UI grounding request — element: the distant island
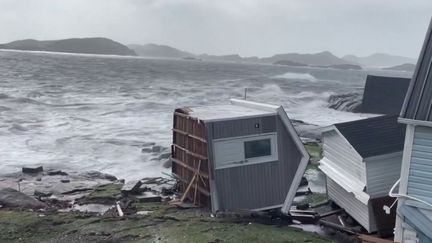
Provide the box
[315,64,363,70]
[0,37,417,68]
[127,44,359,66]
[342,53,416,67]
[128,43,192,58]
[0,38,136,56]
[382,63,416,72]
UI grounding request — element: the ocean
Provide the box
[0,50,411,180]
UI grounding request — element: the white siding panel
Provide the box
[408,126,432,204]
[323,130,366,182]
[366,154,403,198]
[327,178,376,232]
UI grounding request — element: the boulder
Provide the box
[162,159,172,168]
[158,152,171,160]
[46,170,68,176]
[22,166,43,174]
[0,188,46,209]
[151,145,166,153]
[121,180,142,194]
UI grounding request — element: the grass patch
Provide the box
[0,201,332,243]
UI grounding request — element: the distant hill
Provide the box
[273,60,308,67]
[382,63,416,72]
[0,38,136,56]
[129,43,352,66]
[261,51,352,66]
[128,44,193,58]
[342,53,416,67]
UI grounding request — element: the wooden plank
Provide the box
[173,143,208,160]
[358,234,394,243]
[172,128,207,143]
[176,176,210,196]
[171,158,209,179]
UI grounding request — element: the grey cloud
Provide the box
[0,0,431,57]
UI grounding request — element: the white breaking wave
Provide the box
[272,72,317,82]
[0,50,382,180]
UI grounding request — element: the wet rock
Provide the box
[78,184,123,205]
[158,152,171,160]
[47,170,68,176]
[22,166,43,174]
[0,188,46,209]
[151,145,165,153]
[34,190,53,198]
[162,159,172,168]
[141,148,152,153]
[134,192,162,203]
[121,180,142,194]
[79,171,117,181]
[300,177,309,187]
[61,179,70,183]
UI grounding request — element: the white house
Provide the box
[320,115,406,233]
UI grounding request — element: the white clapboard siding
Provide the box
[327,177,376,232]
[365,153,403,198]
[323,130,366,182]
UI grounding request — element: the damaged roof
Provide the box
[184,103,276,122]
[334,115,406,158]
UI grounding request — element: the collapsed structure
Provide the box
[171,99,309,213]
[320,115,406,233]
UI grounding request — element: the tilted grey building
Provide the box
[171,99,309,213]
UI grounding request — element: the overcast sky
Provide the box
[1,0,431,58]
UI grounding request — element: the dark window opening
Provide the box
[244,139,271,159]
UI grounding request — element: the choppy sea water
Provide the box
[0,50,411,180]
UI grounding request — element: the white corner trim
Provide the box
[398,124,415,196]
[277,106,311,214]
[319,159,370,205]
[398,117,432,127]
[394,124,415,242]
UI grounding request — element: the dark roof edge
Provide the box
[400,18,432,118]
[334,114,398,127]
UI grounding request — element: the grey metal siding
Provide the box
[211,116,301,210]
[327,177,376,232]
[407,126,432,204]
[214,161,284,210]
[211,115,276,139]
[401,19,432,121]
[366,154,403,198]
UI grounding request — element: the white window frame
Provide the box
[213,133,278,170]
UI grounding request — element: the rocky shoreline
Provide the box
[0,160,333,243]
